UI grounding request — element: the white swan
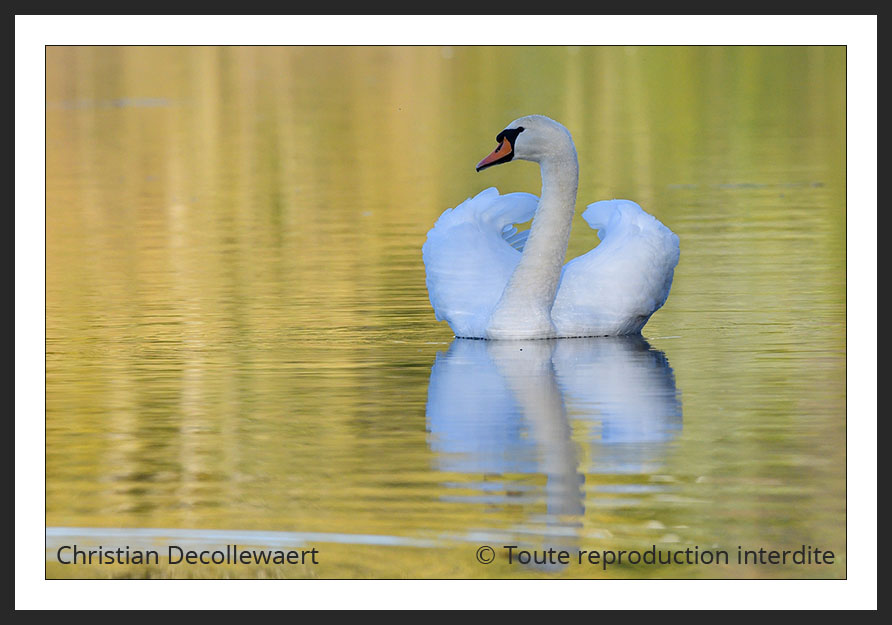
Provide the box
[423,114,680,339]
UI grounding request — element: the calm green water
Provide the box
[45,46,846,578]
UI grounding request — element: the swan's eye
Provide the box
[495,127,523,146]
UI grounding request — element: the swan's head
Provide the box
[476,114,574,171]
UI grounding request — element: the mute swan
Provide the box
[423,115,680,339]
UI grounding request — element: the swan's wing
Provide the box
[552,199,680,336]
[501,224,531,252]
[422,188,539,338]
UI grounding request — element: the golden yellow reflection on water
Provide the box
[46,46,845,579]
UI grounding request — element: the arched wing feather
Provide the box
[422,188,539,338]
[552,200,680,336]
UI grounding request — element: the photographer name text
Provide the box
[55,544,320,566]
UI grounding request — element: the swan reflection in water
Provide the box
[425,336,682,570]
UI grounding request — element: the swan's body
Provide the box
[423,115,680,339]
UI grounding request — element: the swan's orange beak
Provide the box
[476,138,514,172]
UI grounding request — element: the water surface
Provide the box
[45,46,846,578]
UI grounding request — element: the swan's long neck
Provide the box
[487,149,579,339]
